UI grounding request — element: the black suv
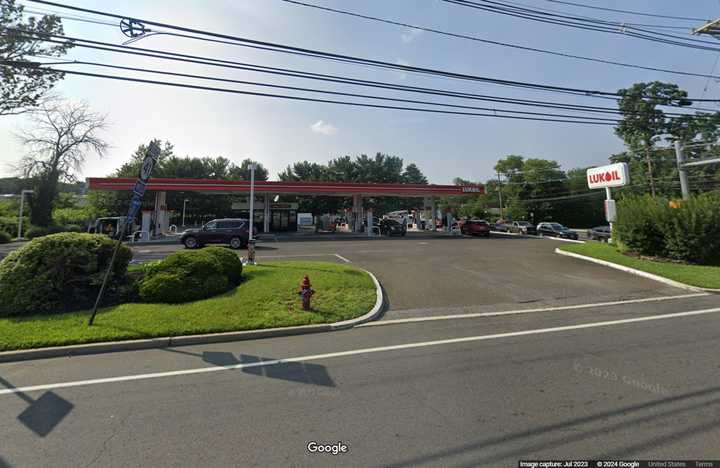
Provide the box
[180,218,256,249]
[379,218,407,236]
[537,222,579,240]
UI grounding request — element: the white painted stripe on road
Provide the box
[334,253,351,263]
[258,254,335,259]
[358,293,709,327]
[2,305,720,396]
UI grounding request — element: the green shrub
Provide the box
[63,224,83,233]
[138,249,231,303]
[203,246,243,286]
[0,231,11,244]
[0,233,133,316]
[25,226,49,239]
[0,216,29,238]
[663,193,720,265]
[615,194,669,257]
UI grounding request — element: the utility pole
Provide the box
[674,140,690,200]
[497,171,504,219]
[645,147,657,198]
[17,189,34,240]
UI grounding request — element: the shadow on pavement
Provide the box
[162,349,335,387]
[0,376,74,438]
[385,385,720,467]
[0,455,12,468]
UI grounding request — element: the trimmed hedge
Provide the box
[138,248,243,303]
[25,226,49,239]
[616,193,720,265]
[203,246,244,286]
[663,193,720,265]
[0,231,10,244]
[0,233,133,316]
[615,194,669,257]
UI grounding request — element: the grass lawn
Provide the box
[559,242,720,289]
[0,261,376,351]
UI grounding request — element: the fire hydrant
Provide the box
[298,275,315,311]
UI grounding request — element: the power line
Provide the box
[540,0,709,22]
[23,58,620,122]
[278,0,720,82]
[1,60,620,125]
[444,0,720,52]
[6,28,685,118]
[17,1,637,97]
[12,29,715,119]
[18,2,720,105]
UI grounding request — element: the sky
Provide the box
[1,0,719,185]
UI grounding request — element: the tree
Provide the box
[615,82,691,197]
[1,1,73,116]
[114,140,174,177]
[228,158,269,181]
[402,163,428,184]
[16,101,108,226]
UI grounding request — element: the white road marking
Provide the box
[334,253,351,263]
[358,293,709,327]
[138,250,152,253]
[258,254,335,259]
[2,305,720,396]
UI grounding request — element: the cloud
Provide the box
[309,120,338,136]
[401,27,423,44]
[396,59,411,80]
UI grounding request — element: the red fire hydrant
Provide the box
[298,275,315,311]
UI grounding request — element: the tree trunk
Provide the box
[30,172,59,227]
[645,146,657,197]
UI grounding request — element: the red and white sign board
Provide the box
[586,163,630,189]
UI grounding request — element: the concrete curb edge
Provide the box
[555,247,720,293]
[0,269,385,363]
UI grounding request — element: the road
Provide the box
[1,234,718,466]
[1,291,719,467]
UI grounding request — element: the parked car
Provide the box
[379,218,407,237]
[180,218,256,249]
[510,221,537,235]
[588,225,611,242]
[461,219,491,237]
[537,222,579,240]
[494,220,511,232]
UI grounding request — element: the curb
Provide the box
[554,248,720,293]
[0,269,385,364]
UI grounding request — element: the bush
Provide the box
[0,216,29,238]
[0,231,11,244]
[204,246,243,286]
[64,224,84,233]
[615,194,669,257]
[138,249,235,303]
[0,233,133,316]
[25,226,49,239]
[663,193,720,265]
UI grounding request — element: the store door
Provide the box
[270,210,298,231]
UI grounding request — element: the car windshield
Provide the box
[550,223,565,230]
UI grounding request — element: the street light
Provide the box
[182,198,189,227]
[247,163,257,265]
[17,189,34,240]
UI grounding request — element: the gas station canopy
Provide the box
[87,178,485,197]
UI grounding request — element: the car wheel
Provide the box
[229,236,243,249]
[184,236,199,249]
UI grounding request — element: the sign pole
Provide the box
[88,141,160,326]
[605,187,613,243]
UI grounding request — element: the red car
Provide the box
[460,219,491,237]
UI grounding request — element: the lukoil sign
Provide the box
[586,163,629,189]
